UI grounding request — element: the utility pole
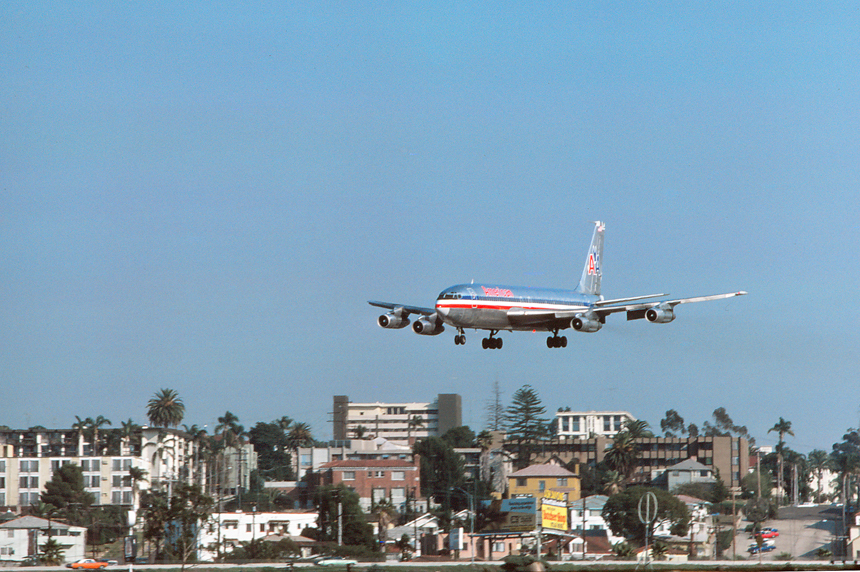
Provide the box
[581,497,587,560]
[337,495,343,546]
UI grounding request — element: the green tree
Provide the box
[601,487,690,544]
[147,388,185,427]
[504,385,548,470]
[41,464,94,523]
[441,426,476,448]
[476,430,494,451]
[248,420,294,481]
[39,537,67,565]
[164,483,214,571]
[604,431,638,485]
[660,409,686,438]
[413,436,465,511]
[702,407,754,446]
[313,485,374,548]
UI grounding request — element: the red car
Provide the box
[761,528,779,539]
[67,559,109,569]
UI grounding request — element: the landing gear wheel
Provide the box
[561,336,567,348]
[482,338,489,349]
[547,337,554,348]
[496,338,503,349]
[454,334,466,345]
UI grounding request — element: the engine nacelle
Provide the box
[571,313,602,333]
[378,313,410,329]
[412,317,445,336]
[645,304,675,323]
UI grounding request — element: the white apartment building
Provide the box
[0,427,217,512]
[554,411,636,439]
[332,394,461,444]
[197,511,318,561]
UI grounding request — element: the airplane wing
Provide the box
[509,291,747,327]
[368,301,437,316]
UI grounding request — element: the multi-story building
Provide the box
[316,459,422,512]
[554,411,636,439]
[295,437,413,480]
[0,426,215,512]
[332,394,461,443]
[525,435,749,490]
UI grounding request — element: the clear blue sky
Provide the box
[3,2,858,454]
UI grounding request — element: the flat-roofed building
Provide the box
[332,394,461,444]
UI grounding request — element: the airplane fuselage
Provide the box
[435,283,599,331]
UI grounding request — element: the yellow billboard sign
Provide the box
[541,490,568,532]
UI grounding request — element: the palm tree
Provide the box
[183,424,208,486]
[352,425,367,439]
[604,431,638,485]
[407,415,425,443]
[603,470,624,496]
[120,419,141,455]
[287,422,314,449]
[126,466,148,510]
[807,449,833,503]
[72,416,93,455]
[147,388,185,427]
[768,417,794,504]
[91,415,112,454]
[39,538,66,565]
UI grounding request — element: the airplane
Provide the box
[368,221,746,349]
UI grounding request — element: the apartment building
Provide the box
[295,437,412,480]
[0,427,211,512]
[526,435,749,489]
[332,394,461,443]
[554,410,636,439]
[317,459,421,512]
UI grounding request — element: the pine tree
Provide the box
[504,385,548,470]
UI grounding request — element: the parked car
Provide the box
[748,544,776,554]
[67,559,109,569]
[761,528,779,538]
[97,559,119,566]
[314,556,358,567]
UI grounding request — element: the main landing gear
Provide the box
[482,331,503,350]
[454,328,467,345]
[547,330,567,349]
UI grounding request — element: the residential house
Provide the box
[316,459,422,512]
[0,516,86,564]
[197,511,317,561]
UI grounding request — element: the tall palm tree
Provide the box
[72,416,91,455]
[216,411,245,495]
[147,388,185,427]
[91,415,112,455]
[352,425,367,439]
[120,419,141,454]
[768,417,794,504]
[126,466,148,510]
[183,424,209,486]
[407,415,425,443]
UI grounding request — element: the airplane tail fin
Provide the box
[575,221,604,296]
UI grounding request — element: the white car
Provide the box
[314,557,358,567]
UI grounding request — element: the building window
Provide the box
[112,491,123,504]
[123,491,132,504]
[112,459,122,471]
[0,461,5,472]
[603,417,611,432]
[392,471,405,481]
[572,417,580,432]
[20,460,38,473]
[0,477,4,489]
[516,478,526,487]
[557,478,568,487]
[112,475,123,488]
[538,480,545,492]
[246,524,252,532]
[700,470,709,477]
[343,471,355,481]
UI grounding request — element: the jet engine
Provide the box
[645,303,675,323]
[571,313,602,333]
[378,313,410,329]
[412,315,445,336]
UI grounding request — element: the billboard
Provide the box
[500,497,537,532]
[540,490,568,532]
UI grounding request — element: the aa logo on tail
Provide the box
[587,247,601,276]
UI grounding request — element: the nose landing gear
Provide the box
[454,328,466,345]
